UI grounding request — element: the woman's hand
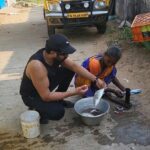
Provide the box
[114,90,124,98]
[96,78,106,89]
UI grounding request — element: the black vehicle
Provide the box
[44,0,110,36]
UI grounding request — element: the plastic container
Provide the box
[0,0,6,9]
[131,12,150,42]
[20,110,40,138]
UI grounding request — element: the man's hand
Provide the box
[96,78,106,89]
[75,85,88,95]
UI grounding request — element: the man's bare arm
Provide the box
[62,58,106,88]
[27,60,88,102]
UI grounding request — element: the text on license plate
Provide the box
[67,12,89,18]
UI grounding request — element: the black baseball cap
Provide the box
[45,34,76,54]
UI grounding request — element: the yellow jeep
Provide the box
[44,0,110,36]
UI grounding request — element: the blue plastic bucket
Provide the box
[0,0,6,9]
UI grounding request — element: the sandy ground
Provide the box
[0,6,150,150]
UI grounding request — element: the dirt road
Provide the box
[0,6,150,150]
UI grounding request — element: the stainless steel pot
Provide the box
[74,97,110,126]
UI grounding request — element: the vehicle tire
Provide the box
[96,23,107,34]
[47,25,55,36]
[43,9,46,20]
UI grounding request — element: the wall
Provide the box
[7,0,16,7]
[115,0,150,21]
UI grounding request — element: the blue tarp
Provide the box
[0,0,6,9]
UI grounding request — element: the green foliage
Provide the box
[118,27,133,41]
[16,0,42,4]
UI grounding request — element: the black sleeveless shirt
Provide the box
[20,48,61,97]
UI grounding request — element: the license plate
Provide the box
[67,12,89,18]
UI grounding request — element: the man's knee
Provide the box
[47,106,65,120]
[55,108,65,120]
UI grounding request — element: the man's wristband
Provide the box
[92,77,99,84]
